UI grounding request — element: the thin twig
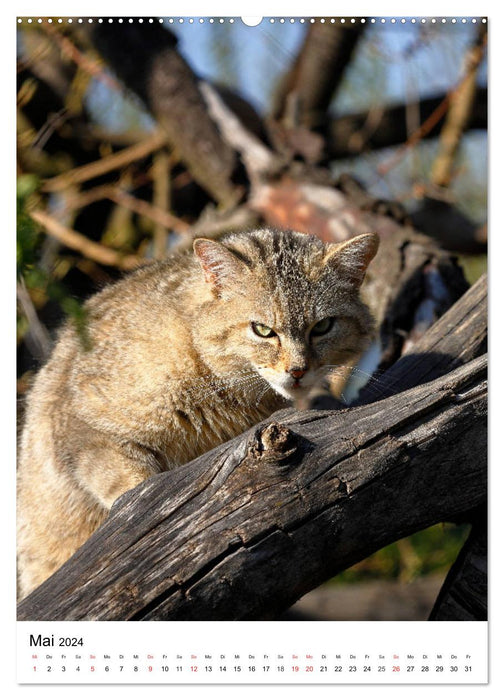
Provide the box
[42,130,168,192]
[107,188,190,235]
[376,98,450,177]
[40,23,120,91]
[152,150,172,258]
[430,28,487,187]
[16,278,53,362]
[30,209,142,271]
[32,108,70,150]
[376,29,487,181]
[53,181,190,236]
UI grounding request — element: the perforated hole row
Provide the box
[16,17,488,25]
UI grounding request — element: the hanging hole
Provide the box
[241,16,263,26]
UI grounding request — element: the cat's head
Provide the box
[193,228,378,401]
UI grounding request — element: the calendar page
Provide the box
[14,3,489,691]
[17,621,487,683]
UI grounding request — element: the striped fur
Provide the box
[17,228,378,597]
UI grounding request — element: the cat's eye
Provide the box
[311,317,334,336]
[251,322,276,338]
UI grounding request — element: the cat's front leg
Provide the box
[73,438,163,510]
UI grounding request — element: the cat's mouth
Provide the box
[270,375,314,401]
[255,366,317,401]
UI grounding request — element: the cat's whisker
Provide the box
[154,370,270,425]
[167,369,254,393]
[320,363,400,400]
[335,386,348,404]
[349,368,403,395]
[253,381,274,407]
[180,370,267,403]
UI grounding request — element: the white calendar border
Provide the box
[5,0,501,697]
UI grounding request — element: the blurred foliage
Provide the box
[457,253,487,286]
[17,174,89,348]
[330,522,471,586]
[17,174,41,275]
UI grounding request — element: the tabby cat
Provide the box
[17,228,378,597]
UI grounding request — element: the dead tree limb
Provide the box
[90,22,240,207]
[312,271,486,410]
[429,518,487,621]
[326,87,487,160]
[271,23,365,131]
[430,25,487,188]
[17,343,486,621]
[361,272,487,402]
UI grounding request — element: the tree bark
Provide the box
[91,22,240,207]
[16,22,487,624]
[312,271,486,410]
[429,518,487,621]
[17,349,486,622]
[360,272,487,402]
[271,23,365,131]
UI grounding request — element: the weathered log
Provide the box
[359,272,487,402]
[17,351,486,622]
[312,272,486,410]
[429,518,487,621]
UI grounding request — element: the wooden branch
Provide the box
[379,30,487,181]
[52,175,191,237]
[17,30,105,174]
[360,273,487,402]
[429,519,487,621]
[325,87,487,160]
[376,98,452,178]
[271,23,365,130]
[91,24,240,208]
[29,209,142,271]
[106,188,190,235]
[42,130,168,192]
[430,26,487,188]
[199,82,279,180]
[152,149,171,258]
[17,350,486,621]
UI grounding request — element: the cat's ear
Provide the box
[193,238,249,296]
[323,232,379,286]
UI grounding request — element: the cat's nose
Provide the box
[289,367,308,379]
